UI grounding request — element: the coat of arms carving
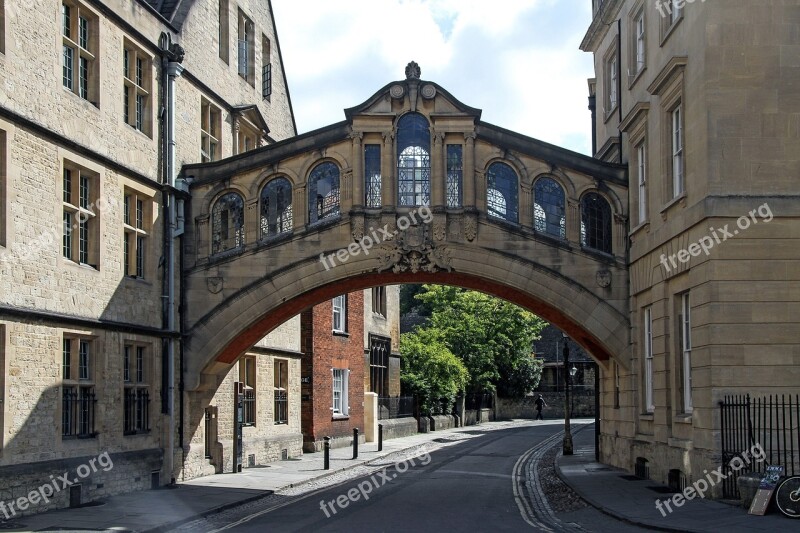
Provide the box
[377,222,452,274]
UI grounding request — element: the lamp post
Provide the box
[563,332,573,455]
[570,364,578,417]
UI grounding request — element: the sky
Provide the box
[271,0,596,155]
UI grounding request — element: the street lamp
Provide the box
[563,332,573,455]
[570,365,578,418]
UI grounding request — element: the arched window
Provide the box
[308,162,340,224]
[396,113,430,206]
[212,192,245,255]
[580,192,612,254]
[486,162,518,222]
[534,177,566,238]
[260,177,293,238]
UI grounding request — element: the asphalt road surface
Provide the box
[192,423,648,533]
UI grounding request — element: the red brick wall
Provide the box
[300,291,365,448]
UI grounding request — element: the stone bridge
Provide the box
[180,65,630,390]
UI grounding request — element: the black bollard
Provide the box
[324,436,331,470]
[378,423,383,452]
[353,428,359,459]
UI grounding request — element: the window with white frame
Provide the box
[123,189,151,279]
[61,1,97,105]
[237,9,254,85]
[62,162,99,268]
[604,48,618,115]
[633,8,645,75]
[332,295,347,333]
[332,368,349,416]
[644,307,654,413]
[239,356,256,426]
[637,142,647,224]
[123,344,150,434]
[62,336,97,438]
[671,104,684,197]
[123,40,152,136]
[274,359,288,424]
[680,292,692,413]
[201,98,222,162]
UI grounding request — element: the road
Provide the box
[187,423,647,532]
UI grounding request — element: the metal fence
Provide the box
[719,394,800,498]
[378,396,415,420]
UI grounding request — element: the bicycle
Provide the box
[775,475,800,518]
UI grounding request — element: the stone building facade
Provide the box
[582,0,800,493]
[0,0,296,515]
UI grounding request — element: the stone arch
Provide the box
[199,182,250,218]
[483,159,522,223]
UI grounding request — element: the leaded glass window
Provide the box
[486,162,518,222]
[446,145,462,208]
[580,192,612,254]
[308,162,340,223]
[212,192,245,255]
[364,144,381,208]
[260,177,293,238]
[397,113,430,206]
[534,177,565,238]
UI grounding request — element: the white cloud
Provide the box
[272,0,595,154]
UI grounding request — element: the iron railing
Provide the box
[719,394,800,498]
[62,386,96,438]
[242,389,256,426]
[123,388,150,434]
[378,396,415,419]
[274,390,288,424]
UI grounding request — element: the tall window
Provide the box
[123,344,150,434]
[62,163,98,267]
[332,368,349,416]
[63,336,97,438]
[123,41,152,135]
[218,0,229,62]
[332,295,347,333]
[396,113,430,206]
[533,177,565,238]
[62,1,97,104]
[240,356,256,426]
[680,292,692,413]
[605,49,618,113]
[274,360,288,424]
[237,9,254,84]
[369,336,390,398]
[262,35,272,100]
[123,190,150,278]
[671,104,684,197]
[201,98,222,162]
[644,308,654,413]
[446,145,463,208]
[486,162,518,223]
[634,10,645,75]
[364,144,382,208]
[260,177,293,238]
[613,361,621,409]
[580,193,612,254]
[670,0,681,26]
[637,143,647,223]
[371,286,387,318]
[308,162,340,224]
[211,192,245,255]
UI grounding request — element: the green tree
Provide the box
[400,328,469,415]
[413,285,546,398]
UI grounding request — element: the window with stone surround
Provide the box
[274,359,288,424]
[659,0,683,42]
[0,129,5,248]
[629,3,646,82]
[679,292,692,413]
[123,188,152,279]
[262,34,271,101]
[603,43,618,118]
[332,368,349,417]
[446,144,463,208]
[580,192,612,254]
[364,144,382,208]
[487,162,519,223]
[62,335,97,438]
[260,177,292,239]
[371,286,387,318]
[211,192,245,255]
[123,343,150,434]
[643,307,654,413]
[332,294,347,333]
[237,9,254,85]
[240,356,256,426]
[123,39,152,136]
[62,161,99,268]
[61,0,98,105]
[533,177,566,239]
[396,113,430,207]
[201,98,222,162]
[308,162,340,224]
[636,142,648,224]
[236,119,259,154]
[218,0,229,64]
[671,103,684,198]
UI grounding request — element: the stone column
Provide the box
[614,213,628,257]
[351,131,363,208]
[567,198,580,244]
[232,117,240,155]
[382,132,395,207]
[245,198,259,243]
[463,132,476,208]
[294,184,306,228]
[520,185,532,228]
[431,131,445,207]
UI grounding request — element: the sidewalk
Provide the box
[2,419,533,533]
[556,425,791,532]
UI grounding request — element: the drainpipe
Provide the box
[588,92,597,157]
[160,33,185,486]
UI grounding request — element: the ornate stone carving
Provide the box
[433,217,446,242]
[421,84,437,99]
[596,269,612,288]
[389,84,405,99]
[207,277,223,294]
[405,61,421,80]
[377,222,452,273]
[351,216,365,242]
[464,214,478,242]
